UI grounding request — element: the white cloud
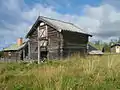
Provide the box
[2,0,21,11]
[78,4,120,41]
[23,3,120,42]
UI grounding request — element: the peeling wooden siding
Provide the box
[29,29,38,60]
[62,31,88,57]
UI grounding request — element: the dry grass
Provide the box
[0,54,120,90]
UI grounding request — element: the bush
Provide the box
[0,51,3,58]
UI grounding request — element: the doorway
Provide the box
[40,51,48,60]
[20,51,23,60]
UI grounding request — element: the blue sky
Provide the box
[24,0,102,14]
[0,0,120,50]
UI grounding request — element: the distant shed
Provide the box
[3,38,28,60]
[111,43,120,53]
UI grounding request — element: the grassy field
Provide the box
[0,55,120,90]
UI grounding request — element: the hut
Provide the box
[110,43,120,53]
[26,16,92,61]
[3,38,28,61]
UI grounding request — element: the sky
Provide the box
[0,0,120,50]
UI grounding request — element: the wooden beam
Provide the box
[28,41,31,60]
[38,26,40,64]
[16,52,17,62]
[45,25,49,60]
[60,33,64,59]
[46,25,48,38]
[23,49,25,60]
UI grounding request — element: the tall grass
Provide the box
[0,55,120,90]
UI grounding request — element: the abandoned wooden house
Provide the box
[111,43,120,53]
[26,16,92,60]
[3,38,28,60]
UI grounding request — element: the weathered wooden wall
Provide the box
[28,21,63,60]
[28,21,89,60]
[3,51,21,61]
[29,28,38,60]
[62,31,88,57]
[47,25,62,59]
[111,46,120,53]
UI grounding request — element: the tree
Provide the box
[103,43,110,52]
[118,37,120,43]
[0,51,3,58]
[95,40,101,46]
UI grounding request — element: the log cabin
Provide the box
[26,16,92,61]
[3,38,28,61]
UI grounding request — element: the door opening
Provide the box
[40,51,48,61]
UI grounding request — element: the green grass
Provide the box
[1,55,120,90]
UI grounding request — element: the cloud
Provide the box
[83,4,120,40]
[1,0,120,50]
[0,0,30,50]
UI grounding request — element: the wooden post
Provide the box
[38,26,40,64]
[60,32,63,59]
[45,25,48,60]
[28,41,31,60]
[46,25,48,38]
[15,52,17,62]
[58,32,61,59]
[47,38,50,60]
[23,49,25,61]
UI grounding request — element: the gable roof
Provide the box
[111,43,120,48]
[3,42,27,51]
[26,16,92,38]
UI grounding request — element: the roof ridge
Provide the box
[36,16,92,36]
[70,23,84,31]
[40,16,87,32]
[40,16,73,25]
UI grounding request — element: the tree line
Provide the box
[94,37,120,52]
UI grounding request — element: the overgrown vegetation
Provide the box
[0,51,3,58]
[0,55,120,90]
[91,38,120,52]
